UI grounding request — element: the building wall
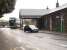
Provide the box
[42,11,64,32]
[52,15,56,31]
[52,15,62,32]
[31,19,37,26]
[23,19,32,25]
[37,16,50,30]
[36,9,67,33]
[64,8,67,32]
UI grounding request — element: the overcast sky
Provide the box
[2,0,67,20]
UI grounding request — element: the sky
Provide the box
[1,0,67,20]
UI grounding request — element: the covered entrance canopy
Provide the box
[19,9,49,29]
[19,9,49,19]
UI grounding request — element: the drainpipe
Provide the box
[61,15,64,32]
[50,16,52,31]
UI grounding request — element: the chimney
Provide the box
[56,0,59,7]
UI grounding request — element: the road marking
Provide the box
[19,47,26,50]
[30,48,40,50]
[28,48,40,50]
[59,44,67,47]
[10,47,26,50]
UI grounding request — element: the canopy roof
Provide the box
[47,3,67,14]
[19,9,50,16]
[19,3,67,18]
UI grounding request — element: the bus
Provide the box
[9,17,17,29]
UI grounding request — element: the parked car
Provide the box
[24,25,39,32]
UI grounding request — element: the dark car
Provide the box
[24,25,39,32]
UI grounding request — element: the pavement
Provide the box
[0,28,67,50]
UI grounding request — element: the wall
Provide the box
[64,8,67,32]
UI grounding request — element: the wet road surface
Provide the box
[0,28,67,50]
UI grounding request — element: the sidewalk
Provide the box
[39,30,67,36]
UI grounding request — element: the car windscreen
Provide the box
[29,25,38,30]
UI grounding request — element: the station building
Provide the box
[19,1,67,33]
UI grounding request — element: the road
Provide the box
[0,28,67,50]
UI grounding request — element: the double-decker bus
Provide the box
[9,17,17,29]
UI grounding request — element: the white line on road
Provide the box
[59,44,67,48]
[10,47,26,50]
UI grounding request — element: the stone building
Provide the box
[39,3,67,32]
[19,1,67,33]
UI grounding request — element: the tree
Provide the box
[0,0,16,18]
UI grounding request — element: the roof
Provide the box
[19,9,50,16]
[47,3,67,15]
[19,3,67,17]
